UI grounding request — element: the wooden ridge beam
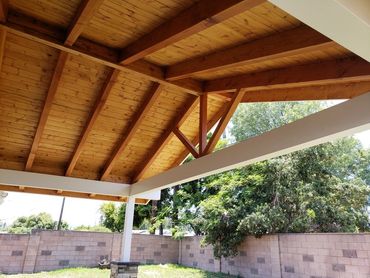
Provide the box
[25,52,69,170]
[204,89,244,154]
[101,83,164,180]
[2,11,202,95]
[65,69,120,176]
[166,25,335,80]
[65,0,105,46]
[204,57,370,93]
[119,0,265,64]
[0,0,7,23]
[132,96,199,182]
[173,127,199,158]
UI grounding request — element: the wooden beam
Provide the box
[204,57,370,93]
[173,127,199,158]
[0,184,151,203]
[166,25,335,80]
[0,28,5,72]
[119,0,265,64]
[25,52,69,170]
[132,96,199,182]
[239,82,370,102]
[1,11,202,95]
[171,104,227,168]
[0,0,7,23]
[204,89,244,154]
[101,83,163,180]
[65,69,120,176]
[199,93,208,155]
[130,92,370,196]
[65,0,105,46]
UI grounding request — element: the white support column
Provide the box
[120,196,135,262]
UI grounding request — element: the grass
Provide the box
[0,264,236,278]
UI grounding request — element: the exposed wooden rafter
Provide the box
[130,92,370,196]
[204,89,244,155]
[173,127,199,158]
[119,0,266,64]
[0,28,5,72]
[204,57,370,93]
[25,52,69,170]
[199,93,208,155]
[65,0,105,46]
[132,97,199,182]
[166,25,335,80]
[66,69,120,176]
[1,11,202,95]
[216,81,370,103]
[171,104,227,168]
[101,83,163,180]
[0,0,7,23]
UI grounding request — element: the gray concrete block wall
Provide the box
[0,231,370,277]
[279,233,370,278]
[179,235,281,278]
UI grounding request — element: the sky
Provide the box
[0,106,369,228]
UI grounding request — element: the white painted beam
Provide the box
[0,169,130,196]
[120,196,135,262]
[130,91,370,196]
[0,169,160,200]
[268,0,370,62]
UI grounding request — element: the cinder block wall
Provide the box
[179,234,370,278]
[180,235,281,277]
[0,230,179,274]
[1,231,369,277]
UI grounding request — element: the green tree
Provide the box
[8,212,68,234]
[192,101,370,261]
[99,202,152,232]
[73,225,111,232]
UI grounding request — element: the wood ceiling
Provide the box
[0,0,370,201]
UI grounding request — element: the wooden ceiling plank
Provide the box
[65,0,105,46]
[65,69,120,176]
[199,93,208,155]
[204,89,244,155]
[0,0,7,23]
[204,57,370,93]
[2,11,202,95]
[119,0,266,64]
[100,83,164,180]
[166,25,335,80]
[25,52,69,171]
[173,127,199,158]
[132,96,199,182]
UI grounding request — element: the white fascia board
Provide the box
[130,91,370,196]
[269,0,370,62]
[0,169,130,196]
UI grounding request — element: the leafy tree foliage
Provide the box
[99,202,152,232]
[73,225,111,232]
[185,102,369,259]
[8,212,69,234]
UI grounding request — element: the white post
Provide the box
[120,196,135,262]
